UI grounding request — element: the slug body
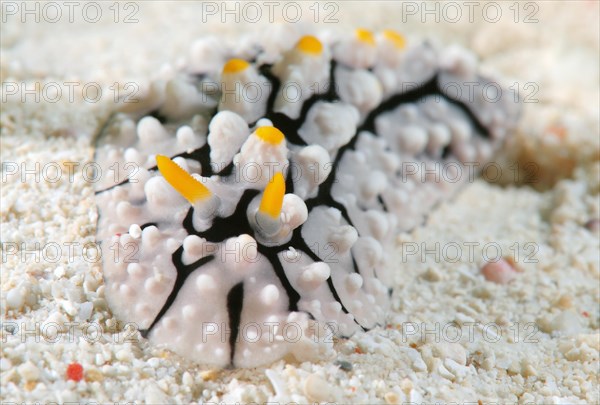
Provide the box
[95,29,520,368]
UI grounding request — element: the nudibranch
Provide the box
[94,28,520,368]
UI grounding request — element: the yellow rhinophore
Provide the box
[156,155,211,204]
[259,172,285,219]
[222,58,250,74]
[256,126,285,145]
[296,35,323,55]
[383,29,406,49]
[355,28,375,46]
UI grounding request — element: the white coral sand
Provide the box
[1,1,598,403]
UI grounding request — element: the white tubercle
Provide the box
[364,210,391,241]
[449,119,473,143]
[230,234,259,272]
[195,273,217,293]
[281,194,308,231]
[327,224,358,254]
[360,170,387,201]
[144,176,187,210]
[208,111,251,167]
[234,126,289,188]
[255,118,274,127]
[260,284,280,307]
[345,273,364,293]
[427,123,452,156]
[218,59,269,123]
[398,125,429,156]
[175,126,197,150]
[292,145,332,199]
[129,224,142,239]
[124,166,150,202]
[333,28,378,69]
[124,147,144,166]
[376,29,407,67]
[336,67,383,117]
[298,101,359,153]
[137,116,170,143]
[272,35,331,119]
[141,225,161,249]
[182,234,208,265]
[299,262,331,290]
[394,43,439,90]
[353,236,383,272]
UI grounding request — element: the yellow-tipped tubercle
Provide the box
[296,35,323,55]
[259,172,285,219]
[383,29,406,49]
[356,28,375,46]
[222,58,250,74]
[256,126,285,145]
[156,155,211,204]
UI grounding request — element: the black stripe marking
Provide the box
[141,250,214,338]
[227,282,245,365]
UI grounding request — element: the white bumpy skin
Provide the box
[95,28,520,368]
